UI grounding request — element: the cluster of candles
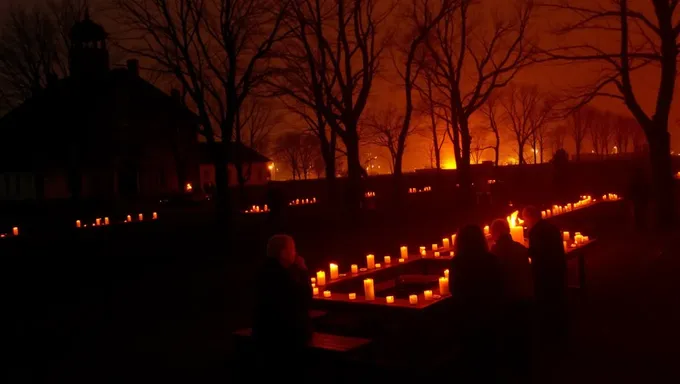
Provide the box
[487,179,497,184]
[601,193,619,201]
[408,186,432,194]
[314,267,450,305]
[244,205,269,214]
[0,226,20,238]
[75,212,157,228]
[563,231,590,250]
[289,197,317,206]
[364,191,376,198]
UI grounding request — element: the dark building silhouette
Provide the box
[0,13,199,201]
[197,142,273,189]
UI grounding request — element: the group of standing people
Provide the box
[450,206,568,382]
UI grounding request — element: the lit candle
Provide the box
[351,264,358,274]
[419,246,426,256]
[349,293,356,300]
[424,290,433,300]
[311,277,316,284]
[313,287,319,295]
[76,220,81,228]
[449,251,454,257]
[152,212,158,219]
[510,226,524,244]
[451,234,457,246]
[311,283,315,288]
[95,218,101,226]
[126,215,132,222]
[398,258,404,263]
[541,210,546,218]
[316,271,326,286]
[375,263,381,268]
[329,263,338,279]
[409,295,418,305]
[384,256,391,265]
[563,241,567,251]
[400,246,408,259]
[562,231,570,241]
[12,227,19,236]
[434,251,440,258]
[386,296,394,304]
[439,277,450,295]
[583,236,589,243]
[323,290,331,298]
[363,278,375,301]
[442,238,450,249]
[138,213,143,221]
[483,225,490,235]
[444,269,449,279]
[104,217,109,225]
[432,243,438,251]
[366,254,375,269]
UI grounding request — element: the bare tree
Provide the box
[392,0,458,175]
[417,73,448,169]
[280,0,390,207]
[529,96,555,163]
[501,84,547,164]
[233,98,278,185]
[470,124,493,164]
[588,110,613,156]
[480,93,503,166]
[0,0,88,110]
[421,0,535,187]
[115,0,288,215]
[274,131,320,180]
[550,123,568,155]
[613,115,637,154]
[365,104,412,173]
[567,107,589,160]
[541,0,679,225]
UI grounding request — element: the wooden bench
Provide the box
[233,328,371,353]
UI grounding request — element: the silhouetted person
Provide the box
[522,206,568,359]
[253,235,312,377]
[450,225,503,383]
[490,219,533,382]
[627,167,649,230]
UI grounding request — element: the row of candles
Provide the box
[289,197,317,206]
[245,205,269,214]
[365,191,376,198]
[0,226,20,238]
[541,193,620,219]
[408,186,432,194]
[314,269,450,305]
[75,212,157,228]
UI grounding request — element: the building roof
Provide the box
[198,142,271,165]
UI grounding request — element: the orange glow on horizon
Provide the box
[442,159,457,170]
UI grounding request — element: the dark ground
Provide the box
[4,193,680,383]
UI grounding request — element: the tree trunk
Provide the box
[647,129,675,227]
[517,140,526,165]
[344,129,363,211]
[213,140,230,220]
[494,131,500,166]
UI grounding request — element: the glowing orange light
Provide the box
[268,163,274,171]
[185,182,193,192]
[442,159,457,169]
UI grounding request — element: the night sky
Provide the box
[1,0,678,173]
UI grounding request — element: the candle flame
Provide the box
[507,210,524,228]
